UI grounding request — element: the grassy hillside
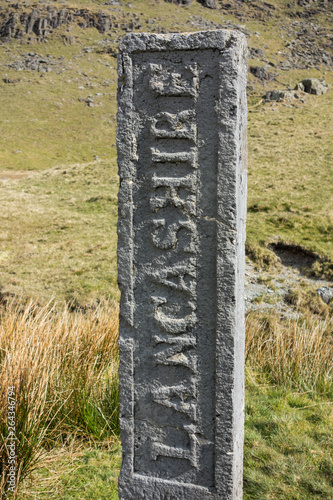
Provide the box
[247,90,333,275]
[0,0,332,304]
[0,161,119,305]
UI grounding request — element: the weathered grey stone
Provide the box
[295,78,328,95]
[316,287,333,304]
[249,65,276,81]
[117,30,247,500]
[164,0,193,5]
[264,89,302,102]
[198,0,218,8]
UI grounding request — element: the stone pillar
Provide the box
[117,30,247,500]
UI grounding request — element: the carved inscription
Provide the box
[151,111,196,140]
[118,32,248,499]
[151,425,198,467]
[147,62,199,469]
[149,63,198,97]
[151,219,196,252]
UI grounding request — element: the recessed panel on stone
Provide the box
[117,30,247,500]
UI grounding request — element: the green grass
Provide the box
[247,86,333,273]
[244,381,333,500]
[17,377,333,500]
[54,446,121,500]
[20,444,121,499]
[0,30,118,172]
[0,160,119,305]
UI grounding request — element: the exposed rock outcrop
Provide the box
[164,0,193,4]
[198,0,217,8]
[7,52,64,72]
[295,78,328,95]
[0,4,139,40]
[250,65,276,81]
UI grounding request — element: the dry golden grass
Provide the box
[246,312,333,394]
[0,299,119,498]
[1,298,332,497]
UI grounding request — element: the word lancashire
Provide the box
[117,31,247,500]
[148,76,199,467]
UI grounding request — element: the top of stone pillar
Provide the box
[118,29,247,54]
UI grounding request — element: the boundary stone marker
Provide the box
[117,30,247,500]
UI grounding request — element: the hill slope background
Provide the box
[0,0,332,305]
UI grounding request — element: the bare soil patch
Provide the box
[0,170,34,180]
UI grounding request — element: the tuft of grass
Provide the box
[284,286,333,318]
[246,312,333,395]
[310,258,333,281]
[19,443,122,500]
[244,380,333,500]
[246,242,280,270]
[0,299,119,497]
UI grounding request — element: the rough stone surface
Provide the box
[117,30,247,500]
[249,65,276,81]
[264,89,304,102]
[295,78,328,95]
[0,6,141,40]
[316,287,333,304]
[164,0,193,5]
[198,0,218,8]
